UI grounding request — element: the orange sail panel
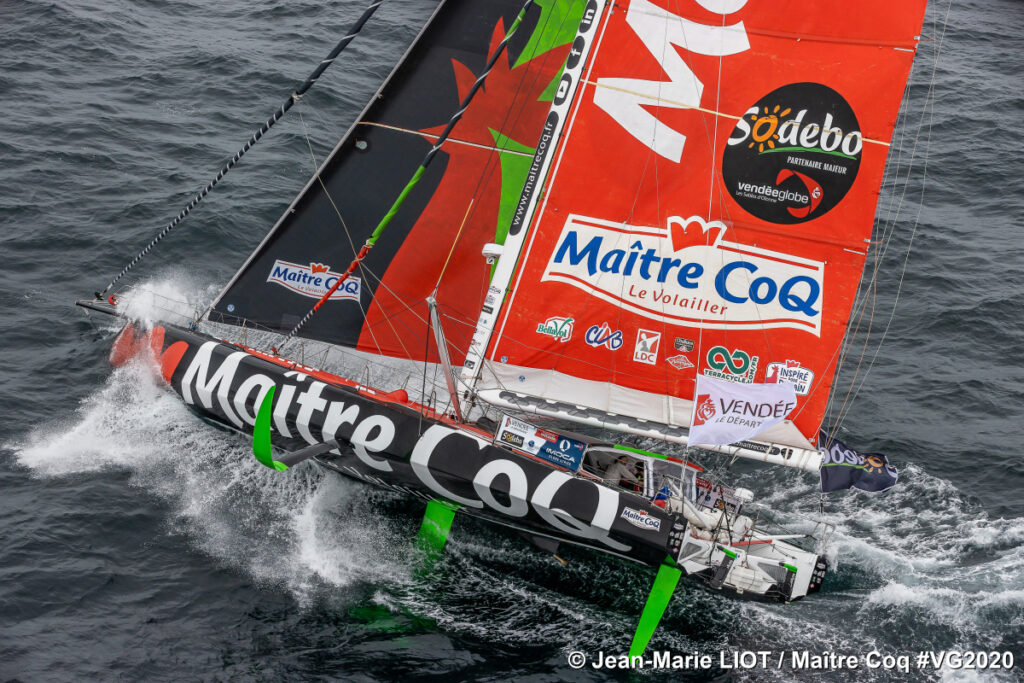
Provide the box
[481,0,927,446]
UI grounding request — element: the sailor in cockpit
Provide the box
[603,454,640,488]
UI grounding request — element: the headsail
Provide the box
[208,0,594,364]
[464,0,928,456]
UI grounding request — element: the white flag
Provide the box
[689,375,798,447]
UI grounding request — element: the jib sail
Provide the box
[465,0,927,452]
[208,0,594,364]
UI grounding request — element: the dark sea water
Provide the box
[2,1,1022,681]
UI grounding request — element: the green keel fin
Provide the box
[629,560,682,658]
[252,386,288,471]
[417,499,459,554]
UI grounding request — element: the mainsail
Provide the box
[208,0,594,365]
[463,0,927,461]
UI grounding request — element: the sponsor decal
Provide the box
[674,337,695,352]
[267,260,361,301]
[175,338,653,553]
[704,346,759,383]
[695,477,742,513]
[692,393,715,426]
[500,429,525,448]
[665,354,694,370]
[542,214,824,335]
[688,375,798,447]
[497,415,585,471]
[818,431,898,493]
[585,322,624,350]
[594,0,750,162]
[766,359,815,396]
[510,112,560,236]
[536,316,574,342]
[633,329,661,364]
[482,305,494,315]
[620,506,662,532]
[535,428,559,442]
[723,82,862,224]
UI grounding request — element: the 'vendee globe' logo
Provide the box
[541,214,825,336]
[267,260,361,301]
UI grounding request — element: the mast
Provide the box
[460,0,610,401]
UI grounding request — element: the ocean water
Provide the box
[1,0,1022,681]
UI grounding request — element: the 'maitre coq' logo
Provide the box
[267,260,361,301]
[541,214,825,336]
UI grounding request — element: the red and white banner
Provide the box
[689,376,797,447]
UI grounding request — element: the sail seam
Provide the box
[583,80,894,148]
[356,121,534,156]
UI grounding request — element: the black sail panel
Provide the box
[210,0,590,362]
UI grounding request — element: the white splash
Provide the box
[10,334,411,604]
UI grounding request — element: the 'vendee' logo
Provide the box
[267,260,361,301]
[541,214,825,336]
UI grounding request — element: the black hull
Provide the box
[118,323,684,569]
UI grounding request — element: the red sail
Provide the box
[481,0,927,447]
[209,0,590,365]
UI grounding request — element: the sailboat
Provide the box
[79,0,927,655]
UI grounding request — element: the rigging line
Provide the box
[355,122,534,156]
[824,7,947,435]
[300,110,453,372]
[277,0,536,353]
[93,0,387,301]
[583,80,893,149]
[837,25,934,356]
[860,23,935,291]
[422,0,581,305]
[298,109,435,340]
[485,1,616,364]
[302,100,472,366]
[294,112,390,360]
[819,40,936,436]
[831,0,951,432]
[444,0,582,255]
[432,199,475,293]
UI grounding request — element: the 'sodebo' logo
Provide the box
[267,260,361,301]
[723,82,862,224]
[542,214,824,336]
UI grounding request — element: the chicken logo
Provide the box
[693,393,716,426]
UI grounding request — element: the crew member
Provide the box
[603,455,639,488]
